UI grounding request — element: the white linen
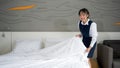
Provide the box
[0,37,89,68]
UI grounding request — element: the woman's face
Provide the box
[79,12,89,22]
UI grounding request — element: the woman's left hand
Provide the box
[85,46,92,53]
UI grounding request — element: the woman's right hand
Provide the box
[75,34,82,37]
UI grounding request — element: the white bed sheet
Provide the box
[0,37,89,68]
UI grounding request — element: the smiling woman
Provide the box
[8,4,36,10]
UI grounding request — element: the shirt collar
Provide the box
[81,19,90,25]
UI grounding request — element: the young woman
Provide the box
[76,8,98,68]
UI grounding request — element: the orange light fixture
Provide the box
[115,22,120,25]
[8,4,36,10]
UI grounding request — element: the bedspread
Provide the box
[0,37,89,68]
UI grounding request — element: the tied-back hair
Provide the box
[78,8,90,18]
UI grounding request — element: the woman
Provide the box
[76,8,98,68]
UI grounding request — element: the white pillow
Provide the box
[44,38,68,48]
[13,39,42,53]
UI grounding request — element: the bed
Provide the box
[0,37,98,68]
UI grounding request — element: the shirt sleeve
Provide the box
[89,22,98,47]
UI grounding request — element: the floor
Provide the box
[90,59,99,68]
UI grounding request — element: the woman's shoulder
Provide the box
[89,19,96,25]
[91,21,97,27]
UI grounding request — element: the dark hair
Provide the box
[78,8,90,18]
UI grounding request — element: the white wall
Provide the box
[0,32,11,54]
[0,32,120,58]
